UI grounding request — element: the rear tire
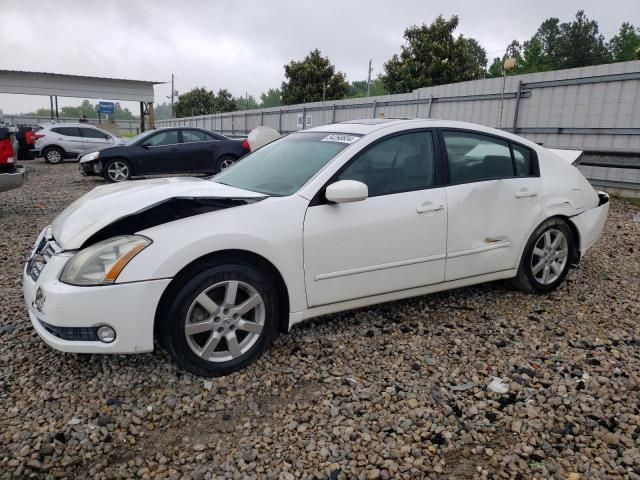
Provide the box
[215,155,237,173]
[103,158,132,183]
[158,262,279,377]
[512,218,574,294]
[43,147,64,164]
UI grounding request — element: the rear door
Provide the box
[179,129,220,173]
[134,129,180,174]
[50,127,83,155]
[79,127,114,153]
[440,129,542,281]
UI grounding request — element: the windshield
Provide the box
[212,132,360,196]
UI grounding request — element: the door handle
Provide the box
[416,202,444,214]
[515,189,538,198]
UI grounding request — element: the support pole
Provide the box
[49,96,54,120]
[149,103,155,130]
[427,95,433,118]
[302,106,306,130]
[278,109,282,132]
[139,102,145,133]
[54,96,59,121]
[512,80,523,133]
[372,100,377,118]
[331,104,336,123]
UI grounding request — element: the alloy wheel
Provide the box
[219,158,236,170]
[530,228,568,285]
[46,149,62,163]
[107,161,129,182]
[184,280,265,363]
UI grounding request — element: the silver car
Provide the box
[33,123,123,164]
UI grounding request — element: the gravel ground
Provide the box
[1,160,639,480]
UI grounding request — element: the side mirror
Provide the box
[325,180,368,204]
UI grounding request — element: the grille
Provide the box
[39,319,99,341]
[27,231,59,282]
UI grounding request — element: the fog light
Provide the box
[96,325,116,343]
[34,287,45,311]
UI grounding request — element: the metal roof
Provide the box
[0,70,164,102]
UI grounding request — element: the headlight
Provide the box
[80,151,100,162]
[60,236,151,286]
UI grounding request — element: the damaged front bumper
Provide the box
[571,192,610,257]
[78,160,101,176]
[23,227,170,354]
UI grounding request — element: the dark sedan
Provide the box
[78,127,250,182]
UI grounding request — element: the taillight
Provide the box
[25,131,36,145]
[241,139,250,151]
[0,139,14,164]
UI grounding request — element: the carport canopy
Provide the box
[0,69,164,130]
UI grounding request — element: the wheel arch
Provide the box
[102,156,135,176]
[518,214,582,268]
[154,249,291,338]
[42,144,66,154]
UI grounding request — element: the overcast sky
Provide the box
[1,0,638,114]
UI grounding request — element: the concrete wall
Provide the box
[157,60,640,154]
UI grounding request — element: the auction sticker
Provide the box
[320,134,359,144]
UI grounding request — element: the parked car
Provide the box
[23,119,609,377]
[0,125,26,193]
[78,127,250,182]
[15,126,37,160]
[32,123,123,164]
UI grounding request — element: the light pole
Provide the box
[367,59,373,97]
[499,58,516,128]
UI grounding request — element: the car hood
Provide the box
[52,177,266,249]
[79,144,122,160]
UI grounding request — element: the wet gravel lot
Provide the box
[1,160,639,480]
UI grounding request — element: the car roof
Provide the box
[305,118,543,150]
[40,123,106,129]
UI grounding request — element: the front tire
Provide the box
[103,158,131,182]
[43,146,64,164]
[513,218,574,294]
[159,262,278,377]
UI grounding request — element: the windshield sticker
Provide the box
[320,134,359,144]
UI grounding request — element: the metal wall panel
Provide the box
[155,60,640,153]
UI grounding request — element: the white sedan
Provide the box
[23,119,609,376]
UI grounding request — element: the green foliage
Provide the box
[28,99,135,120]
[259,88,282,107]
[235,94,259,111]
[381,15,487,93]
[609,23,640,62]
[347,78,389,98]
[154,102,173,120]
[174,88,237,117]
[281,49,349,105]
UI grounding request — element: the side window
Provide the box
[51,127,81,137]
[80,128,110,139]
[443,131,514,184]
[512,144,532,177]
[142,130,179,147]
[182,130,212,143]
[337,131,436,197]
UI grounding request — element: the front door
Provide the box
[303,130,447,307]
[135,129,180,174]
[440,130,542,281]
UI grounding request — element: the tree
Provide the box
[281,49,349,105]
[609,22,640,62]
[214,89,237,113]
[235,94,259,110]
[259,88,282,107]
[154,102,173,120]
[381,15,487,93]
[174,87,216,117]
[555,10,611,69]
[346,78,388,98]
[487,58,503,78]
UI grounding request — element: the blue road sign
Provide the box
[98,101,115,114]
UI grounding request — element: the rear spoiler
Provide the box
[547,148,583,166]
